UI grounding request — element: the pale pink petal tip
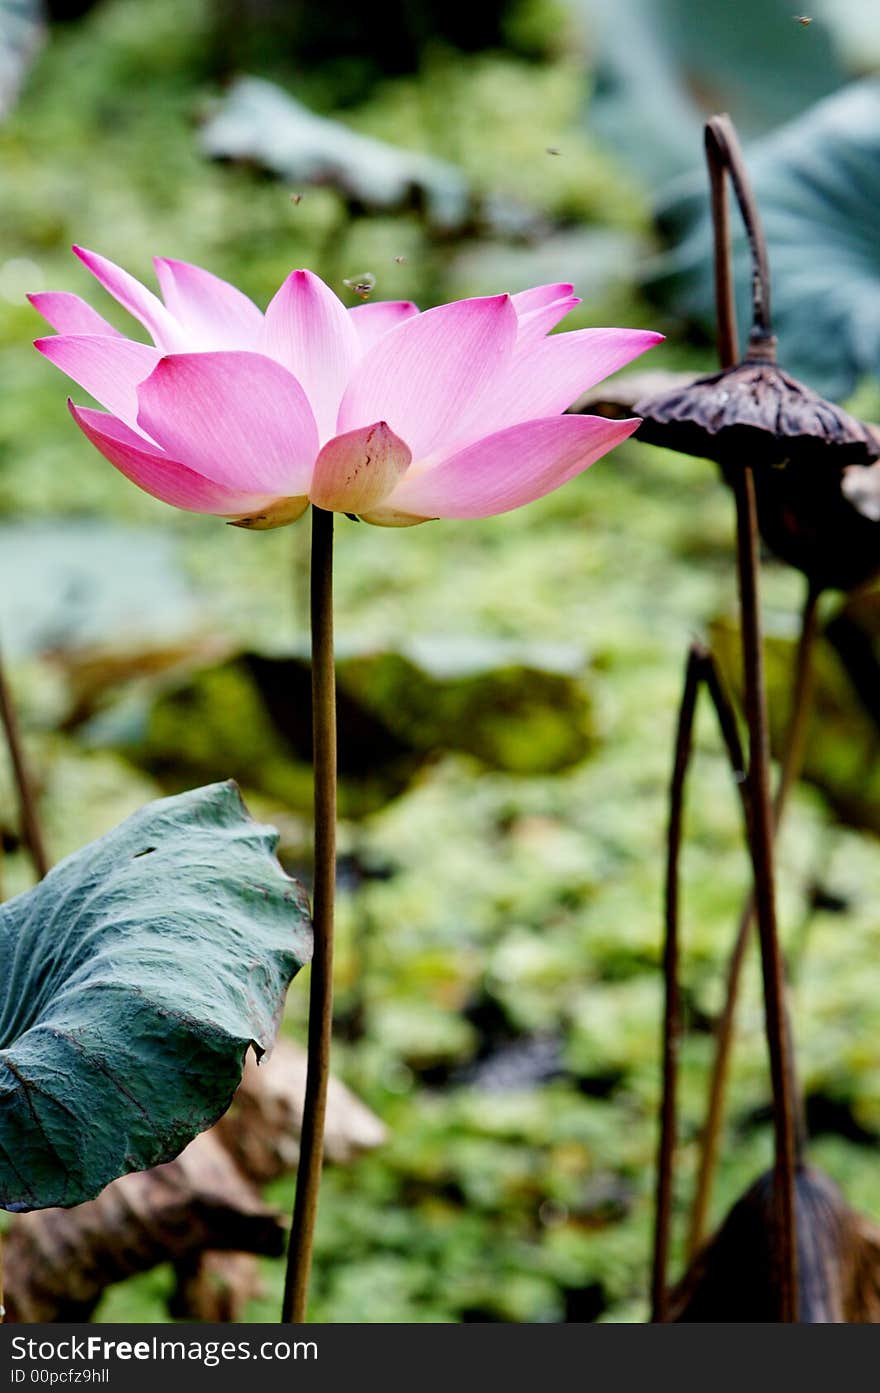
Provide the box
[259,268,359,442]
[71,244,186,351]
[28,291,123,338]
[153,256,263,349]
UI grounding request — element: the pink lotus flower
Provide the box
[31,248,662,528]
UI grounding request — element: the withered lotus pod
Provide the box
[635,354,877,473]
[635,359,880,592]
[635,115,880,593]
[670,1167,880,1323]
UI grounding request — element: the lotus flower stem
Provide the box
[652,643,748,1322]
[0,643,49,881]
[707,114,798,1321]
[687,582,820,1260]
[282,506,337,1323]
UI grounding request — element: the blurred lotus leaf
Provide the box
[0,781,312,1211]
[199,76,538,236]
[645,80,880,400]
[0,521,200,658]
[77,640,596,817]
[200,76,471,230]
[576,0,844,187]
[0,0,44,121]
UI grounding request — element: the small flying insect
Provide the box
[343,271,377,301]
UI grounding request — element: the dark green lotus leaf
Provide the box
[646,80,880,399]
[0,781,312,1211]
[578,0,844,188]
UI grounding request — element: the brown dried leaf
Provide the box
[169,1251,264,1323]
[215,1039,387,1184]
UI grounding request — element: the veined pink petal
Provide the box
[69,402,275,515]
[72,245,189,352]
[385,414,640,519]
[455,327,664,446]
[510,284,574,315]
[349,301,419,355]
[338,294,518,461]
[154,257,263,350]
[259,270,359,443]
[309,422,411,514]
[35,334,160,429]
[27,292,123,338]
[136,351,319,495]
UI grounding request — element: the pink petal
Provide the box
[69,403,274,515]
[27,292,123,338]
[385,414,640,519]
[349,301,419,355]
[35,334,160,428]
[514,292,581,350]
[136,351,319,496]
[510,284,575,315]
[457,327,664,445]
[338,294,518,461]
[259,270,359,443]
[154,257,263,350]
[309,422,411,514]
[72,245,188,351]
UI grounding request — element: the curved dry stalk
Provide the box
[687,582,820,1260]
[652,642,749,1322]
[282,507,337,1323]
[0,643,49,881]
[704,112,799,1321]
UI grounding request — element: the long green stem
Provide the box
[282,506,337,1323]
[687,583,820,1259]
[0,642,49,881]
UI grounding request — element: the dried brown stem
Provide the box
[687,583,820,1259]
[705,111,799,1322]
[652,642,748,1322]
[732,466,799,1322]
[0,644,49,882]
[282,507,337,1323]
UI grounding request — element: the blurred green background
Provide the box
[2,0,880,1323]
